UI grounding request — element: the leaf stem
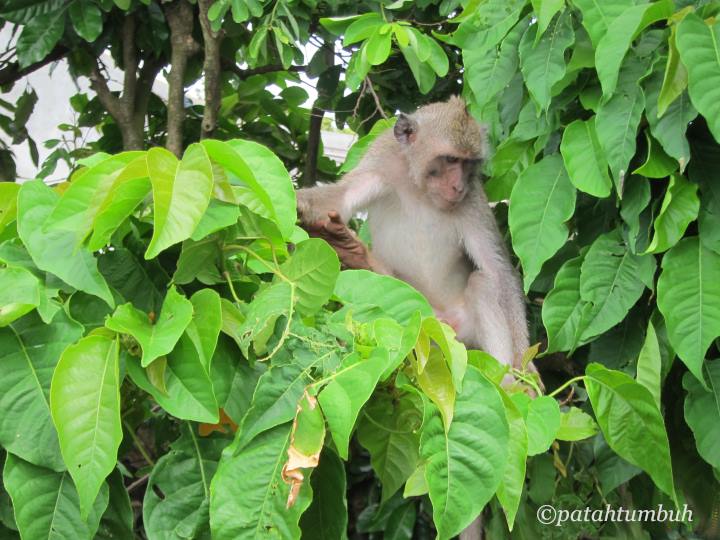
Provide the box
[123,419,155,467]
[548,376,586,398]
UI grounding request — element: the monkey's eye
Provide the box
[444,156,460,164]
[428,169,440,177]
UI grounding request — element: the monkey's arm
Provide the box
[296,170,388,223]
[303,212,392,273]
[461,213,530,369]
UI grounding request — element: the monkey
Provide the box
[297,96,533,377]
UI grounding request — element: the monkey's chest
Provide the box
[367,201,470,305]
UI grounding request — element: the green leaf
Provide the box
[683,361,720,469]
[372,313,422,379]
[145,144,214,259]
[187,288,223,369]
[0,266,40,326]
[3,454,109,540]
[127,337,219,423]
[343,12,384,46]
[277,238,339,316]
[560,117,612,197]
[144,425,225,539]
[573,0,633,47]
[365,29,392,65]
[237,281,292,356]
[50,334,122,519]
[399,43,436,94]
[420,367,508,539]
[0,311,83,470]
[340,118,394,174]
[676,13,720,143]
[105,285,193,367]
[524,395,561,455]
[334,269,433,325]
[421,317,467,392]
[658,25,688,116]
[645,68,697,172]
[225,139,297,240]
[509,153,576,292]
[47,152,144,242]
[17,180,114,306]
[0,183,19,235]
[585,363,676,501]
[209,425,311,539]
[595,80,645,192]
[555,407,599,441]
[646,174,700,253]
[636,321,662,409]
[318,350,388,459]
[191,199,240,241]
[415,348,455,431]
[495,389,527,530]
[16,8,65,68]
[531,0,565,40]
[174,236,222,285]
[69,0,103,41]
[96,247,165,313]
[356,394,421,501]
[595,1,672,98]
[542,254,586,353]
[519,10,574,111]
[299,449,348,540]
[579,229,656,340]
[657,237,720,385]
[425,37,449,76]
[632,132,678,178]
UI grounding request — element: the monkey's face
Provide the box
[424,154,480,209]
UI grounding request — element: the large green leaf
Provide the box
[542,254,587,353]
[3,453,108,539]
[644,68,697,172]
[0,183,19,235]
[595,1,672,98]
[333,269,433,325]
[50,334,122,519]
[277,238,340,316]
[495,389,527,530]
[145,144,214,259]
[127,334,219,423]
[97,247,165,314]
[318,350,388,459]
[95,469,133,540]
[299,449,348,540]
[573,0,633,47]
[555,407,599,441]
[683,361,720,469]
[464,15,524,109]
[519,10,574,111]
[560,117,612,197]
[531,0,565,40]
[105,285,193,367]
[356,394,421,501]
[209,425,311,539]
[0,311,83,470]
[646,174,700,253]
[144,426,226,540]
[657,237,720,385]
[69,0,102,41]
[420,367,508,539]
[676,14,720,143]
[17,180,114,306]
[524,395,561,456]
[237,281,292,356]
[658,25,688,116]
[585,363,676,501]
[226,139,297,239]
[595,78,645,191]
[0,265,40,326]
[579,230,656,340]
[236,350,319,450]
[636,321,662,409]
[509,154,576,292]
[16,8,65,67]
[186,288,223,370]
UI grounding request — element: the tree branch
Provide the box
[164,0,199,156]
[197,0,222,139]
[302,43,334,187]
[89,60,124,122]
[121,15,138,111]
[0,45,68,87]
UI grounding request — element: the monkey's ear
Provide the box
[393,114,418,144]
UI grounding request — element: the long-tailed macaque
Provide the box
[297,96,532,374]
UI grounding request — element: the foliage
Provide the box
[1,0,720,538]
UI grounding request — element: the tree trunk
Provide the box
[198,0,222,140]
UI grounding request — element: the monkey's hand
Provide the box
[303,211,373,270]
